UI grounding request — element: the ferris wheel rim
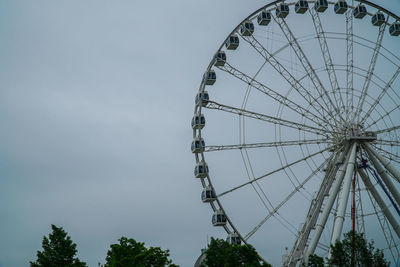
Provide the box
[193,0,400,265]
[194,0,400,96]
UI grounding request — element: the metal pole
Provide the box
[364,142,400,183]
[352,172,356,232]
[351,171,356,267]
[289,147,349,267]
[330,142,358,250]
[304,143,355,264]
[364,145,400,208]
[358,168,400,238]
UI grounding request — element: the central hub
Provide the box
[341,123,377,142]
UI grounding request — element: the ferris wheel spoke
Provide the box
[217,62,331,128]
[359,168,400,239]
[217,145,332,198]
[360,65,400,125]
[240,149,301,239]
[365,106,400,130]
[365,100,400,128]
[372,145,400,164]
[205,138,331,152]
[368,193,400,265]
[309,7,345,114]
[353,21,387,123]
[205,100,333,136]
[360,168,400,265]
[363,150,400,211]
[346,9,354,121]
[364,142,400,184]
[373,123,400,135]
[240,34,341,125]
[272,13,344,124]
[375,139,400,146]
[244,155,331,241]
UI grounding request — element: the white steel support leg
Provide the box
[364,142,400,183]
[288,148,348,267]
[364,145,400,208]
[304,143,356,264]
[329,143,358,251]
[358,168,400,238]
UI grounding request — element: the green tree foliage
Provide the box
[327,231,389,267]
[104,237,178,267]
[30,224,87,267]
[307,231,389,267]
[200,238,272,267]
[307,254,324,267]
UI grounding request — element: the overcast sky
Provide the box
[0,1,400,266]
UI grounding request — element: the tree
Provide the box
[327,231,389,267]
[307,231,389,267]
[104,237,178,267]
[200,238,272,267]
[306,254,324,267]
[30,224,87,267]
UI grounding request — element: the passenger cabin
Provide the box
[214,51,226,67]
[226,233,241,245]
[257,10,271,25]
[203,70,216,85]
[240,21,255,36]
[314,0,328,12]
[276,4,289,18]
[353,4,367,19]
[295,0,308,14]
[201,187,216,202]
[390,22,400,36]
[191,137,205,153]
[194,161,209,178]
[195,91,209,107]
[371,12,385,26]
[212,210,227,226]
[191,114,205,129]
[225,34,239,50]
[334,0,348,14]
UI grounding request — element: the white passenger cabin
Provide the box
[257,11,271,25]
[371,12,385,26]
[276,4,289,18]
[295,0,308,14]
[191,137,205,153]
[315,0,328,12]
[240,21,255,36]
[353,4,367,19]
[212,210,227,226]
[194,161,209,178]
[225,34,239,50]
[195,91,209,107]
[214,51,226,67]
[191,114,205,129]
[334,0,348,14]
[201,187,216,202]
[390,22,400,36]
[203,70,216,85]
[226,233,241,245]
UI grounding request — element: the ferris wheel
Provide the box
[192,0,400,266]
